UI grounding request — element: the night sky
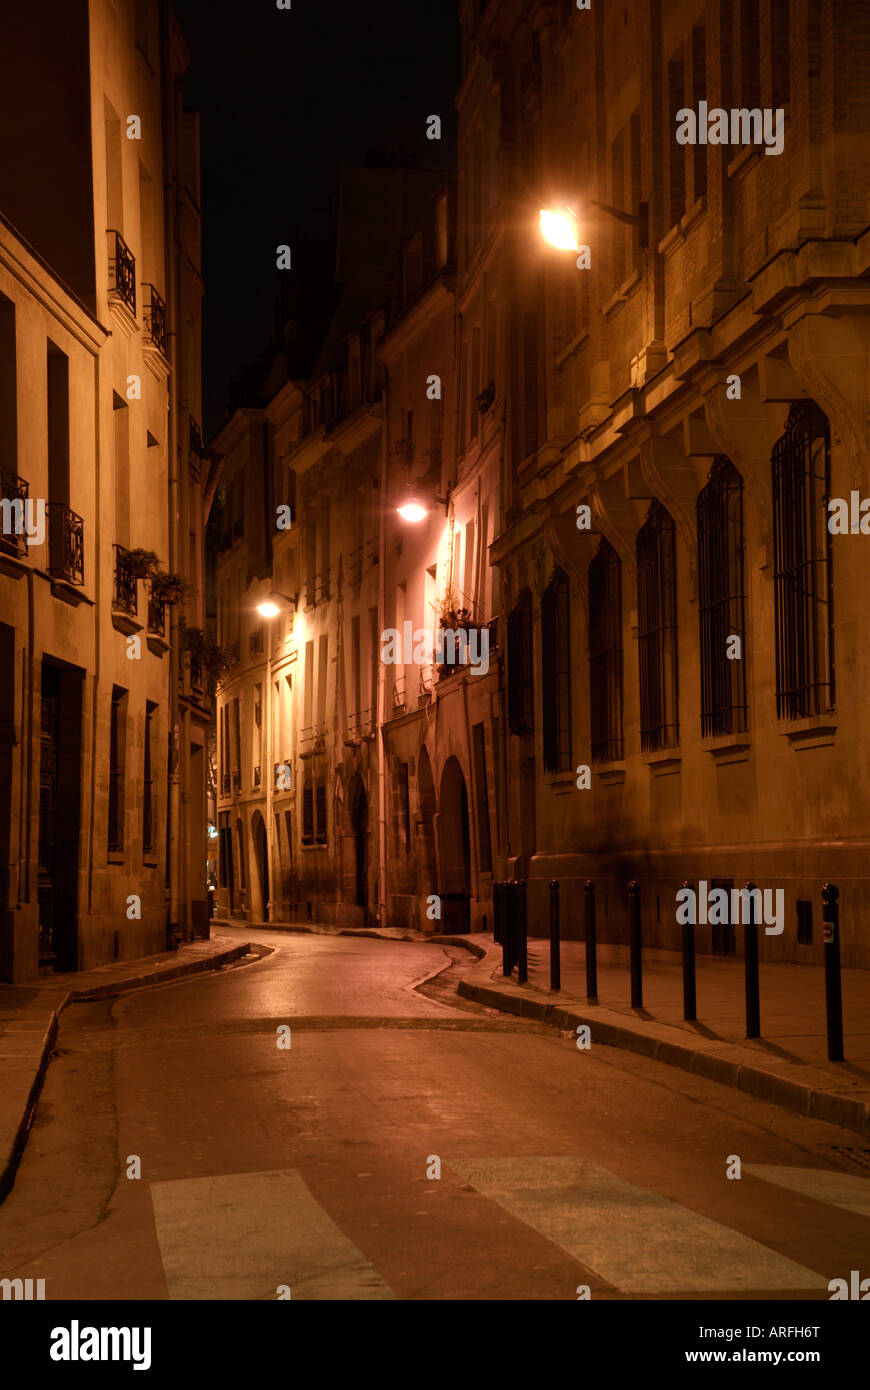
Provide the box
[170,0,461,437]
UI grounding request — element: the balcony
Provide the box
[0,467,30,559]
[232,769,241,794]
[142,283,167,355]
[392,678,405,716]
[221,772,230,796]
[147,593,165,636]
[344,708,375,746]
[107,229,136,318]
[299,724,328,759]
[47,502,84,586]
[112,545,138,617]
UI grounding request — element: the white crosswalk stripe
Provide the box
[744,1164,870,1218]
[150,1169,394,1300]
[447,1156,826,1293]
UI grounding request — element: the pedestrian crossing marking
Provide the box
[446,1157,826,1293]
[150,1169,394,1300]
[744,1164,870,1218]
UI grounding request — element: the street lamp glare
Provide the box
[540,206,579,252]
[257,601,281,618]
[397,501,428,523]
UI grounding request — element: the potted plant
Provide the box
[181,623,231,698]
[150,569,196,606]
[124,547,161,578]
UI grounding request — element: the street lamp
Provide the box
[255,588,297,922]
[395,485,450,523]
[540,198,649,251]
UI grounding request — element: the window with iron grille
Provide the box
[108,686,127,852]
[772,401,834,720]
[637,500,679,752]
[315,782,327,844]
[143,701,156,856]
[507,588,534,735]
[302,783,314,844]
[697,458,747,737]
[589,538,623,762]
[541,568,572,772]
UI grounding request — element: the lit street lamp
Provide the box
[539,198,649,252]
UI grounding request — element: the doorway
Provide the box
[38,659,83,970]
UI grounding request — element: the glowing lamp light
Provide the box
[257,601,281,618]
[397,501,428,523]
[540,206,580,252]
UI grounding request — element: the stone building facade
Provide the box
[213,0,870,969]
[0,0,207,981]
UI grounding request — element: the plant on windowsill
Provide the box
[124,547,161,578]
[150,569,196,606]
[436,592,479,679]
[180,622,231,698]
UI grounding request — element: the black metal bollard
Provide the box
[516,878,528,984]
[628,880,643,1008]
[549,880,561,991]
[584,880,598,1000]
[501,881,514,977]
[680,879,696,1022]
[822,883,844,1062]
[743,881,760,1039]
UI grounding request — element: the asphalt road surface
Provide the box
[1,928,868,1301]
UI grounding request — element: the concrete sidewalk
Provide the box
[0,934,263,1202]
[459,934,870,1139]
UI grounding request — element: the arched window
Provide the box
[697,458,746,736]
[507,588,534,735]
[637,500,679,751]
[772,401,834,719]
[541,568,572,772]
[589,539,623,762]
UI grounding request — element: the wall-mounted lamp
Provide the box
[256,588,298,618]
[540,198,649,252]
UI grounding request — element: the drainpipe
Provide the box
[376,370,389,925]
[160,0,180,947]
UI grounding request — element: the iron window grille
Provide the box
[589,538,624,762]
[772,401,835,720]
[143,704,155,855]
[315,782,327,843]
[142,284,167,354]
[250,627,264,657]
[637,500,679,752]
[507,588,534,735]
[47,503,84,585]
[541,568,572,772]
[0,467,30,558]
[253,765,261,789]
[302,783,314,843]
[107,229,136,316]
[108,689,125,852]
[697,457,747,737]
[147,593,165,637]
[231,769,241,793]
[113,545,138,616]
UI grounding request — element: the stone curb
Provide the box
[458,980,870,1140]
[0,939,267,1205]
[219,917,487,957]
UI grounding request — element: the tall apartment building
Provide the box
[471,0,870,964]
[0,0,207,981]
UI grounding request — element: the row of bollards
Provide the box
[497,878,846,1062]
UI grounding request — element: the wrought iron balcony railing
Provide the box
[0,466,30,558]
[147,593,166,637]
[231,769,241,794]
[107,229,136,316]
[112,545,138,616]
[142,283,166,354]
[48,503,84,585]
[220,772,230,796]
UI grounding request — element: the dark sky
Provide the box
[170,0,461,437]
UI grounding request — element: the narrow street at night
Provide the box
[1,931,867,1303]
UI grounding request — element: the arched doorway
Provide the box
[251,811,269,921]
[416,746,437,926]
[438,756,471,932]
[353,784,369,914]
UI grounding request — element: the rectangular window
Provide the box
[589,540,624,763]
[315,782,327,844]
[770,0,790,107]
[698,459,747,737]
[303,639,314,732]
[113,392,129,547]
[302,783,314,844]
[472,723,492,874]
[0,292,17,475]
[691,27,707,203]
[398,762,410,847]
[143,700,156,855]
[317,633,328,727]
[47,342,70,506]
[667,53,686,227]
[108,686,127,852]
[541,571,572,773]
